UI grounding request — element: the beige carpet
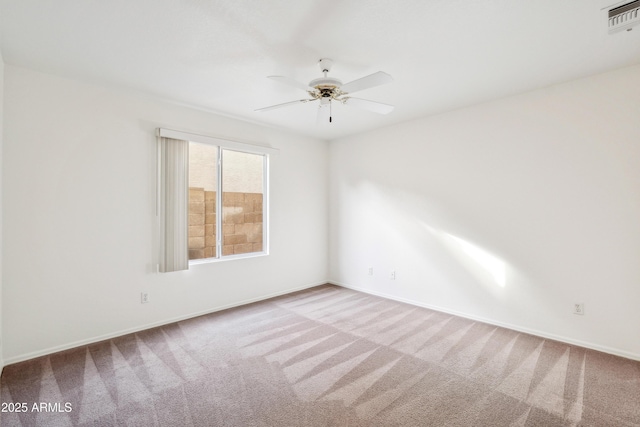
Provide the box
[1,284,639,426]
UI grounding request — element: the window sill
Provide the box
[188,251,269,266]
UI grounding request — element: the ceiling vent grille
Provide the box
[608,0,640,33]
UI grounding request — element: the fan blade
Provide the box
[316,105,330,125]
[268,76,313,92]
[255,98,316,112]
[340,71,393,94]
[344,97,394,114]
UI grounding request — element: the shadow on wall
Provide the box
[422,223,506,288]
[332,179,560,322]
[335,178,514,288]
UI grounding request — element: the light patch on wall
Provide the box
[443,233,506,287]
[422,224,507,288]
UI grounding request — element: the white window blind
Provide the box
[158,137,189,272]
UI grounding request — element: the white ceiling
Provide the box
[1,0,639,140]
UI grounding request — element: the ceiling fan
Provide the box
[256,58,394,123]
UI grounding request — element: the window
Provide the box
[188,142,218,259]
[157,128,276,272]
[188,144,266,261]
[221,149,265,256]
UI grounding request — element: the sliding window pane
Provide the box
[188,142,218,260]
[222,149,264,256]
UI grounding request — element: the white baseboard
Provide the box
[3,281,327,367]
[330,280,640,362]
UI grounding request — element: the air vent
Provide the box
[608,0,640,33]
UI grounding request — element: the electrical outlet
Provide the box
[390,270,396,280]
[368,267,374,276]
[141,292,149,304]
[573,303,584,315]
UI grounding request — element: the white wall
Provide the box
[329,64,640,360]
[2,66,329,363]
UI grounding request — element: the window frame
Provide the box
[157,128,277,266]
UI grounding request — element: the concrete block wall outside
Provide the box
[188,188,263,259]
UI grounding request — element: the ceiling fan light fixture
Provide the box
[255,59,394,121]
